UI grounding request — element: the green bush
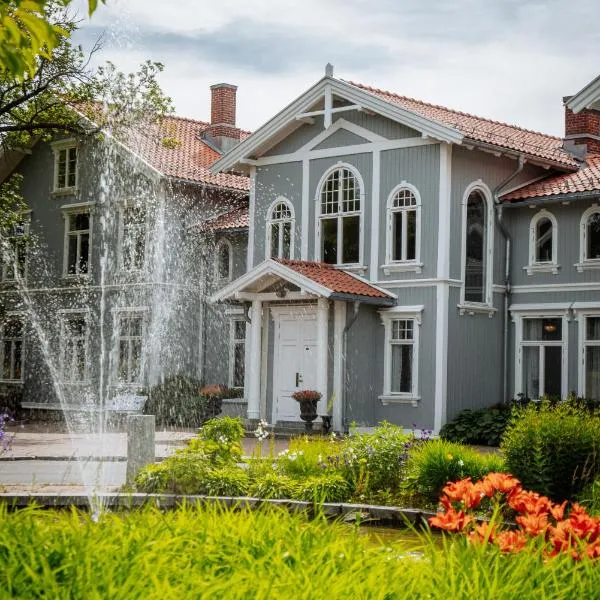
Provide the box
[294,474,352,503]
[501,401,600,500]
[135,456,209,495]
[578,477,600,516]
[144,375,224,427]
[133,462,171,494]
[183,417,244,466]
[440,405,513,446]
[203,466,249,497]
[249,473,298,499]
[405,439,505,502]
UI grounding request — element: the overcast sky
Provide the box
[72,0,600,137]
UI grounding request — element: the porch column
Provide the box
[247,298,262,420]
[317,297,329,413]
[332,301,346,432]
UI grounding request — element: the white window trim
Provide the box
[576,204,600,272]
[378,305,423,406]
[0,312,25,383]
[382,181,423,274]
[58,308,91,385]
[265,197,296,260]
[314,162,365,268]
[228,316,246,389]
[111,307,148,387]
[117,200,148,274]
[1,214,31,283]
[215,237,233,284]
[61,203,94,279]
[459,180,495,313]
[574,307,600,398]
[510,304,570,400]
[51,139,79,194]
[526,209,559,275]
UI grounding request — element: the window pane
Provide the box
[270,223,279,258]
[322,218,338,264]
[67,236,78,274]
[71,213,89,231]
[586,317,600,341]
[79,234,89,273]
[342,215,360,264]
[392,211,403,261]
[218,244,230,278]
[586,346,600,401]
[391,320,413,341]
[2,341,11,379]
[465,192,486,303]
[341,169,359,212]
[588,213,600,260]
[5,319,22,338]
[133,230,145,270]
[234,320,246,340]
[118,340,128,381]
[13,340,22,380]
[282,221,291,259]
[406,210,416,261]
[536,218,553,262]
[233,343,245,387]
[544,346,562,398]
[321,171,339,215]
[130,340,142,382]
[129,316,142,338]
[68,148,77,188]
[523,318,561,341]
[522,346,540,399]
[391,344,412,393]
[57,149,66,188]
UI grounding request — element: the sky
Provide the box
[72,0,600,137]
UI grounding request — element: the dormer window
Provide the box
[53,142,78,192]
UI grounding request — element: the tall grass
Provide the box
[0,504,597,599]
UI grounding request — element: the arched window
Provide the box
[318,165,362,265]
[215,238,232,283]
[527,210,557,273]
[387,184,420,264]
[267,199,294,260]
[461,184,493,306]
[583,207,600,261]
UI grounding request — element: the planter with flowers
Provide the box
[292,389,322,431]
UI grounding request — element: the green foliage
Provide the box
[202,466,249,497]
[440,405,513,447]
[135,456,209,495]
[144,375,223,427]
[249,473,298,500]
[405,440,506,502]
[199,416,244,445]
[294,474,352,503]
[1,504,599,598]
[579,477,600,516]
[501,401,600,500]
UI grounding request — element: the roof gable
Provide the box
[566,74,600,114]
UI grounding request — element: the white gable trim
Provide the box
[298,118,385,154]
[566,74,600,114]
[211,77,463,174]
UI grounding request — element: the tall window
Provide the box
[1,220,28,282]
[120,206,146,272]
[463,189,490,304]
[521,318,563,399]
[115,312,144,384]
[54,145,78,191]
[389,319,414,393]
[267,200,294,260]
[319,166,362,265]
[387,185,419,263]
[527,210,557,273]
[215,238,232,283]
[64,211,91,276]
[60,313,88,383]
[0,317,23,382]
[230,319,246,388]
[584,209,600,261]
[584,316,600,401]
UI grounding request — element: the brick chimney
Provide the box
[203,83,242,153]
[564,96,600,156]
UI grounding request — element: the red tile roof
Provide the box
[196,204,249,232]
[502,154,600,201]
[347,81,579,169]
[127,115,250,192]
[277,259,393,300]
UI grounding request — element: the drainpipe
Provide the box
[341,301,360,432]
[492,155,525,403]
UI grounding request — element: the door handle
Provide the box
[295,372,303,387]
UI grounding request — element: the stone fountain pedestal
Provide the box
[126,415,155,485]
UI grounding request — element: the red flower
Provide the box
[442,478,484,509]
[516,513,549,537]
[495,530,527,553]
[468,522,497,544]
[508,490,551,516]
[478,473,521,497]
[429,508,472,533]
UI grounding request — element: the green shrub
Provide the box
[183,417,244,466]
[203,466,249,497]
[133,462,171,494]
[405,439,505,502]
[440,405,513,446]
[199,416,245,445]
[276,448,327,479]
[249,473,298,499]
[144,375,223,427]
[501,401,600,500]
[579,477,600,516]
[135,456,210,495]
[294,474,352,503]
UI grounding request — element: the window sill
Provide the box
[62,274,91,285]
[223,397,247,404]
[381,262,423,275]
[575,261,600,273]
[51,188,79,198]
[524,264,560,275]
[457,303,497,317]
[379,394,420,407]
[334,265,367,276]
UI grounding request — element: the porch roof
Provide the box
[210,259,396,305]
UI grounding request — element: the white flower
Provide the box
[457,459,464,467]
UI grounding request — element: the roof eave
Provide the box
[502,190,600,206]
[566,74,600,114]
[329,292,395,306]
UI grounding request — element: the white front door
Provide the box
[273,308,318,422]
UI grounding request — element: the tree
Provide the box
[0,0,105,78]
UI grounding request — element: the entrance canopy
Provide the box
[211,259,395,306]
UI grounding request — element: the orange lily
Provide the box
[429,508,472,533]
[516,513,549,537]
[442,478,484,509]
[478,473,521,497]
[495,530,527,553]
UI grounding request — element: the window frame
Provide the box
[58,309,91,384]
[0,313,24,383]
[459,181,495,313]
[383,182,422,273]
[265,197,295,260]
[315,163,365,268]
[214,237,233,284]
[574,306,600,399]
[577,204,600,272]
[61,202,94,279]
[378,306,423,406]
[51,140,79,193]
[118,200,148,274]
[526,209,559,275]
[112,308,148,387]
[1,215,30,283]
[229,317,247,389]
